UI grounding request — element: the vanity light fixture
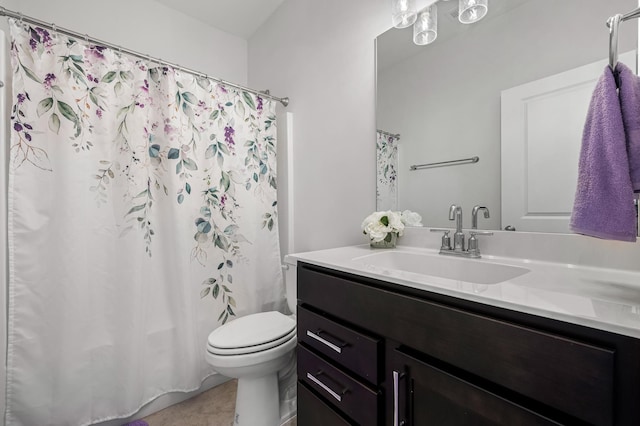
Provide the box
[458,0,488,24]
[391,0,418,29]
[394,0,489,46]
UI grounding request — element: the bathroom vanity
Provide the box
[290,239,640,426]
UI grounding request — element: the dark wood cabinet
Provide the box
[296,262,640,426]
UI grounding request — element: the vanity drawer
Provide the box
[298,345,380,426]
[298,305,381,384]
[298,382,353,426]
[299,264,616,426]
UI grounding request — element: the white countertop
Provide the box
[286,244,640,339]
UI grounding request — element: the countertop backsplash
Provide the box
[400,227,640,272]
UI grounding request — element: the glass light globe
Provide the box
[459,0,488,24]
[413,4,438,46]
[392,0,418,29]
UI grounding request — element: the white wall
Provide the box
[249,0,393,253]
[0,0,248,83]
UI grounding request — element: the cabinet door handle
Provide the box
[306,329,345,353]
[393,370,407,426]
[393,370,400,426]
[306,371,344,402]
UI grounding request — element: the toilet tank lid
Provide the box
[207,311,296,349]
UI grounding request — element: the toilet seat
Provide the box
[207,327,296,356]
[207,311,296,356]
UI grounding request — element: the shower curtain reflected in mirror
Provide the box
[7,19,284,426]
[376,130,400,211]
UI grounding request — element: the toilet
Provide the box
[205,262,297,426]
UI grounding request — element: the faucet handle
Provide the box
[430,228,452,251]
[468,231,493,257]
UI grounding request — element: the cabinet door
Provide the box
[387,346,562,426]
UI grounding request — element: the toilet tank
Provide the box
[284,261,297,315]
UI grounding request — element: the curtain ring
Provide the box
[51,23,57,33]
[18,12,23,23]
[84,33,89,42]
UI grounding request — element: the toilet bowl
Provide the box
[205,262,297,426]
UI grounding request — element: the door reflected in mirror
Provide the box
[376,0,638,232]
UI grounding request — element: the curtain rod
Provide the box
[377,129,400,139]
[0,7,290,107]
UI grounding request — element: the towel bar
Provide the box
[410,156,479,171]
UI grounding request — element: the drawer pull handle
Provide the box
[393,370,406,426]
[306,371,345,402]
[306,330,345,354]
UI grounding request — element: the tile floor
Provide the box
[141,380,296,426]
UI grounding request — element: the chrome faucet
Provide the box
[471,205,490,229]
[431,204,493,258]
[449,204,465,251]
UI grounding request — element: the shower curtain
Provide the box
[6,20,284,426]
[376,131,399,211]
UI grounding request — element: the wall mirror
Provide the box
[376,0,638,232]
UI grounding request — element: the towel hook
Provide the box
[607,13,622,70]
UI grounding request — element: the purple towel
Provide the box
[570,65,637,242]
[617,62,640,191]
[121,421,148,426]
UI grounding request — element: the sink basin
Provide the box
[352,251,530,285]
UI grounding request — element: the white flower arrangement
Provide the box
[361,210,423,243]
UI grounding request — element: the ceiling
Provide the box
[153,0,287,39]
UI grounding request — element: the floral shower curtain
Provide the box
[7,20,284,426]
[376,131,399,211]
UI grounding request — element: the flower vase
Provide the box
[370,232,397,249]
